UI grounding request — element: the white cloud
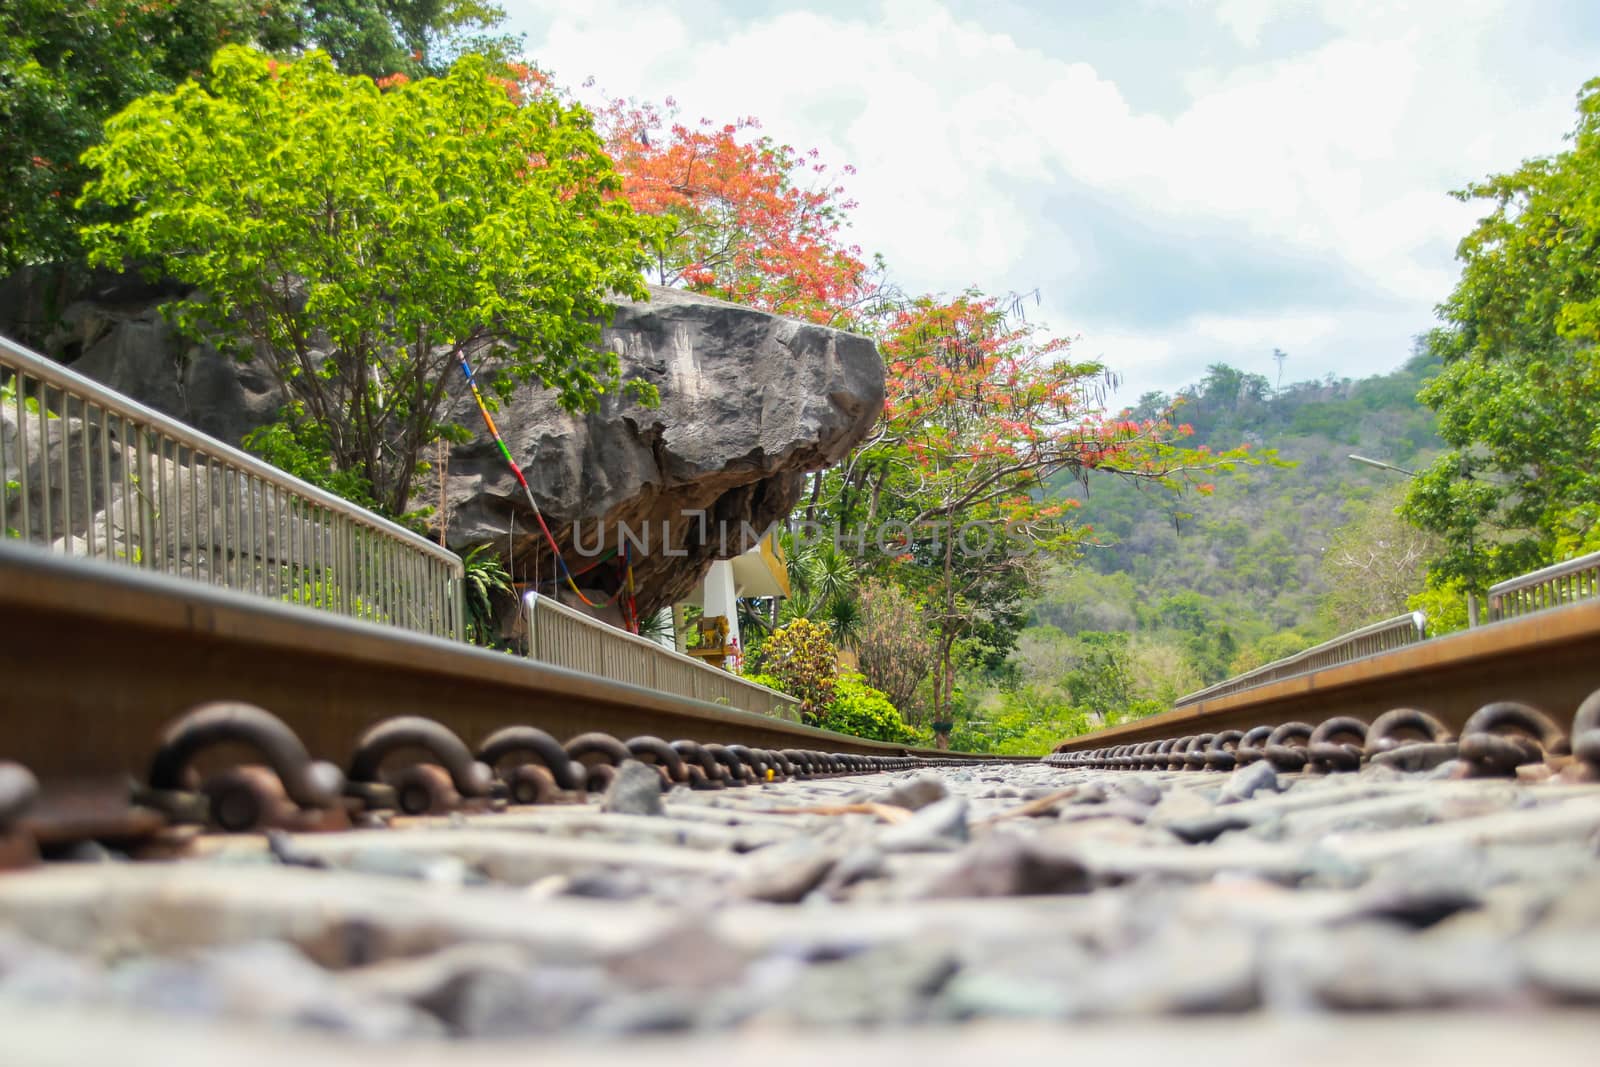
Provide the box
[502,0,1594,398]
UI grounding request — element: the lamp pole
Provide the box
[1347,454,1479,627]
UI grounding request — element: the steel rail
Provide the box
[0,541,1010,792]
[1051,597,1600,753]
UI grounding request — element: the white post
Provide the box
[671,602,688,653]
[703,558,741,650]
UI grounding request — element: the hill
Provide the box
[953,350,1444,752]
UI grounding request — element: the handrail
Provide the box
[525,591,802,720]
[1175,611,1427,707]
[1,332,464,638]
[1488,549,1600,621]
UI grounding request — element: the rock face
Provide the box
[0,273,885,617]
[440,286,883,616]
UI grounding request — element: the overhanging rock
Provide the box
[433,287,884,618]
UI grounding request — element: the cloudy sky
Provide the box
[502,0,1600,401]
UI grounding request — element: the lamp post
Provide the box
[1347,454,1479,627]
[1347,454,1415,478]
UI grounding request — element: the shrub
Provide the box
[816,673,918,743]
[754,618,839,721]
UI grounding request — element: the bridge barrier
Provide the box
[1489,549,1600,622]
[1175,611,1428,708]
[1,333,464,639]
[524,592,801,720]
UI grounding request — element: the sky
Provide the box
[500,0,1600,402]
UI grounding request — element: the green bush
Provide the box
[815,672,918,744]
[753,618,839,720]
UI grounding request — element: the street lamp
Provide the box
[1346,454,1479,627]
[1348,454,1416,478]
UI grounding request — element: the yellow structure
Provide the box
[676,531,789,668]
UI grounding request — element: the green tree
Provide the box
[80,47,658,516]
[460,543,511,645]
[1321,486,1438,632]
[0,1,514,275]
[854,578,938,717]
[1403,78,1600,583]
[750,617,839,722]
[816,673,917,744]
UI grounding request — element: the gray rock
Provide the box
[1427,759,1465,780]
[107,941,435,1038]
[606,921,749,992]
[1167,811,1251,844]
[731,838,839,903]
[939,939,1094,1019]
[1521,930,1600,1001]
[877,796,970,853]
[921,835,1095,898]
[875,775,948,812]
[1071,930,1259,1015]
[753,942,958,1027]
[0,930,101,1003]
[341,848,471,886]
[1220,760,1280,803]
[601,760,666,817]
[340,943,554,1036]
[1265,922,1521,1010]
[578,988,703,1034]
[1109,776,1163,807]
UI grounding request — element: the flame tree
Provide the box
[823,292,1252,727]
[596,95,880,326]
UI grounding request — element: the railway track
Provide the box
[0,540,1018,859]
[1049,596,1600,780]
[4,540,1600,1061]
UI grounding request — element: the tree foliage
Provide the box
[827,291,1251,724]
[1320,485,1437,632]
[597,95,876,325]
[0,0,515,273]
[1403,79,1600,583]
[80,47,657,516]
[815,673,918,744]
[751,617,839,722]
[854,579,938,716]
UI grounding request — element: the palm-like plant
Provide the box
[460,543,512,646]
[779,534,862,649]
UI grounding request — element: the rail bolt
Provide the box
[147,702,344,829]
[1204,731,1245,772]
[1365,708,1457,772]
[1459,702,1568,777]
[1573,689,1600,780]
[346,716,492,811]
[1234,725,1273,766]
[1308,717,1368,774]
[478,726,585,793]
[1264,722,1314,772]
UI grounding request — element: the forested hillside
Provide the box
[951,350,1445,752]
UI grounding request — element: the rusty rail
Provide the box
[0,540,1008,793]
[1054,597,1600,755]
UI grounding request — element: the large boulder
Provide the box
[437,286,883,616]
[1,274,885,618]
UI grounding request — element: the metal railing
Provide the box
[1,333,464,639]
[1176,611,1428,707]
[525,592,801,720]
[1488,549,1600,622]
